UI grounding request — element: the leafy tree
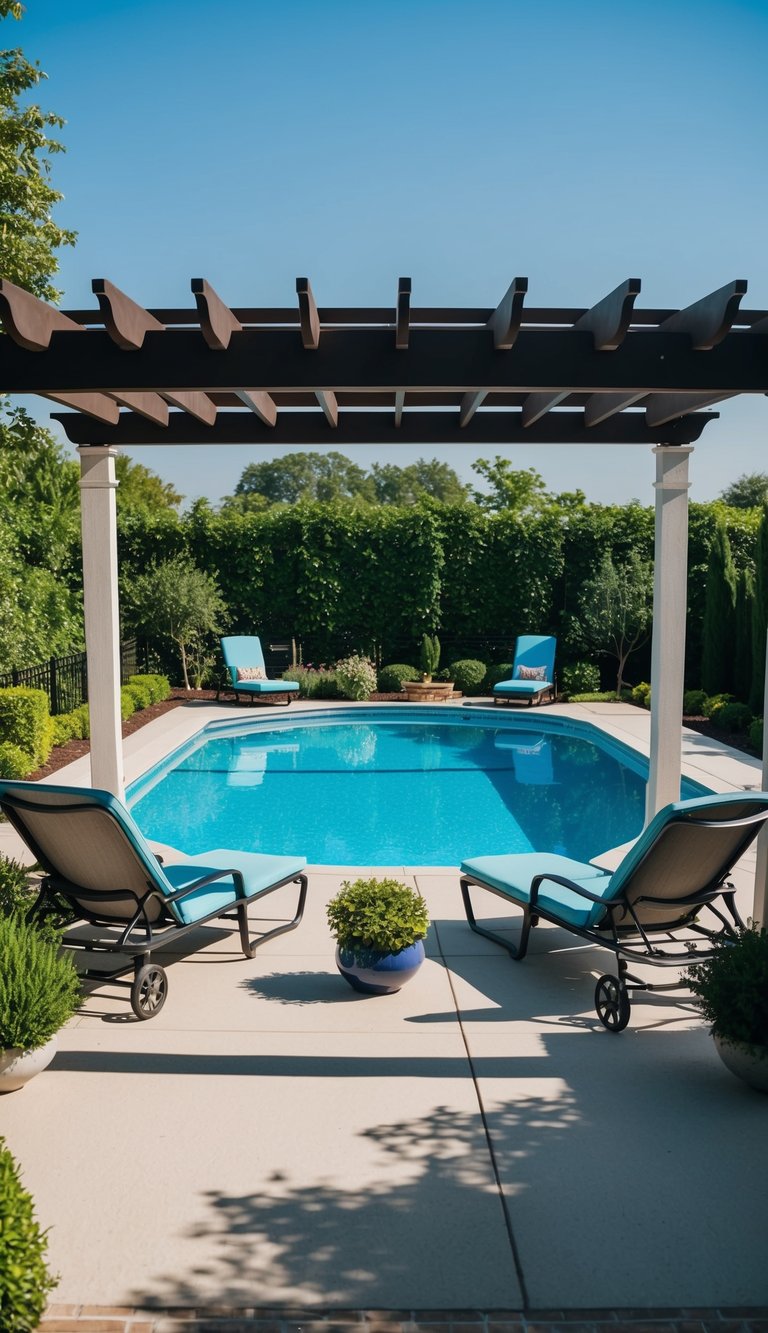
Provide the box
[701,517,737,695]
[0,407,80,572]
[734,567,754,704]
[571,551,653,696]
[371,459,469,505]
[720,473,768,510]
[0,5,76,300]
[471,458,551,513]
[750,504,768,713]
[232,451,375,505]
[114,454,182,513]
[124,557,228,690]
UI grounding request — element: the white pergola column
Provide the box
[645,445,693,822]
[78,446,124,802]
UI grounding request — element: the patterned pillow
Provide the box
[516,664,547,681]
[236,666,267,681]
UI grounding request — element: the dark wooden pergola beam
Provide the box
[660,279,747,349]
[5,328,766,394]
[109,391,169,425]
[91,278,164,350]
[53,408,716,448]
[645,391,735,429]
[191,278,243,350]
[42,391,119,423]
[162,390,217,425]
[297,278,320,349]
[0,278,84,350]
[396,278,411,350]
[234,390,277,427]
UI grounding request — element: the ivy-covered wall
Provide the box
[116,499,761,682]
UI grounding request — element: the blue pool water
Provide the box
[128,709,706,866]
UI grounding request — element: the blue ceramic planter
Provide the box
[335,940,425,995]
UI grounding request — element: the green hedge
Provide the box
[126,673,170,705]
[0,689,52,767]
[0,1138,58,1331]
[0,743,35,780]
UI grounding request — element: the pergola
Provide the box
[2,272,767,915]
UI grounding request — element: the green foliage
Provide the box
[687,926,768,1047]
[0,914,80,1051]
[571,550,653,696]
[702,692,734,720]
[734,567,754,705]
[485,662,514,688]
[720,473,768,510]
[286,666,340,699]
[701,517,737,695]
[561,661,600,696]
[334,655,377,701]
[631,681,651,708]
[0,742,34,779]
[0,31,76,302]
[683,689,708,716]
[370,459,469,505]
[0,688,52,765]
[419,633,440,676]
[448,659,486,693]
[750,504,768,712]
[749,717,763,753]
[50,712,78,747]
[0,855,31,917]
[124,557,228,690]
[71,704,89,739]
[710,701,752,733]
[568,691,622,702]
[127,674,170,705]
[0,1138,58,1331]
[471,458,550,513]
[377,663,420,692]
[119,686,137,721]
[115,454,182,514]
[326,877,430,953]
[227,453,469,508]
[123,680,152,711]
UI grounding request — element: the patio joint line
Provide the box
[436,926,530,1310]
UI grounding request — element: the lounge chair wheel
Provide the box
[594,974,630,1032]
[131,964,168,1020]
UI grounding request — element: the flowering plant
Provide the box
[334,654,377,701]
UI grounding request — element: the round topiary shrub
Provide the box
[713,701,752,734]
[485,662,514,689]
[0,743,35,780]
[377,663,420,693]
[0,1138,58,1330]
[750,717,764,753]
[51,714,78,748]
[334,655,377,702]
[561,661,601,696]
[631,681,651,709]
[702,693,734,720]
[119,687,138,721]
[683,689,708,716]
[448,660,486,694]
[125,681,153,711]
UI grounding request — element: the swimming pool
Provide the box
[128,706,709,866]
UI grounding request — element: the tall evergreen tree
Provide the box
[750,504,768,713]
[733,567,754,704]
[701,517,737,695]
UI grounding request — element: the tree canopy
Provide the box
[470,458,551,513]
[0,4,76,299]
[226,452,470,508]
[719,473,768,510]
[114,455,183,513]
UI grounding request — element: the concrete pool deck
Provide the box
[1,698,767,1328]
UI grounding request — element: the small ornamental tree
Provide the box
[701,517,737,696]
[125,557,228,690]
[572,551,652,697]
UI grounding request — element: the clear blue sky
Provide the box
[10,0,768,506]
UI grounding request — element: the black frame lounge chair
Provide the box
[460,792,768,1031]
[0,781,308,1021]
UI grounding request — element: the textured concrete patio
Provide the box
[2,700,767,1320]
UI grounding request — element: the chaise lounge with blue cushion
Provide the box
[460,791,768,1031]
[0,780,308,1020]
[221,635,300,705]
[493,635,556,706]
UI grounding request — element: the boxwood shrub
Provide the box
[120,687,137,721]
[124,681,153,711]
[377,663,420,693]
[448,659,487,694]
[561,661,600,696]
[749,717,763,752]
[713,701,752,733]
[485,662,514,689]
[0,743,35,780]
[0,1138,58,1331]
[683,689,708,716]
[127,673,170,705]
[0,689,53,767]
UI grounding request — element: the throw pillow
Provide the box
[516,664,547,681]
[236,666,267,681]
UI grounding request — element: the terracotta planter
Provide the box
[713,1034,768,1093]
[401,681,455,703]
[0,1035,58,1094]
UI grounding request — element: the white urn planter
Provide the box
[0,1035,58,1094]
[714,1034,768,1093]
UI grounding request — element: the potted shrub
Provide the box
[326,877,430,995]
[0,1138,58,1329]
[402,636,454,702]
[0,915,81,1094]
[687,925,768,1092]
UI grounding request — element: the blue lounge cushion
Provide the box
[163,848,307,925]
[493,678,552,696]
[460,851,614,928]
[233,679,299,693]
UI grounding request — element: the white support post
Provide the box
[646,446,693,823]
[752,628,768,928]
[78,446,125,801]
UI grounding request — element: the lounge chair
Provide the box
[459,791,768,1031]
[0,781,308,1021]
[221,635,300,705]
[493,635,556,706]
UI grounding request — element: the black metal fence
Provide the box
[0,640,141,716]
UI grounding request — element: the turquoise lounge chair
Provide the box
[0,781,308,1020]
[493,634,556,706]
[460,791,768,1031]
[221,635,300,705]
